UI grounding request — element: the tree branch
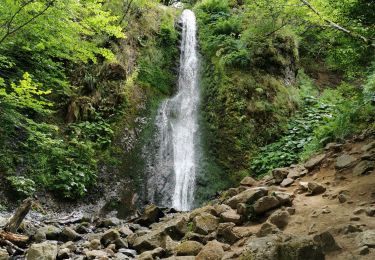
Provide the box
[300,0,375,48]
[0,0,55,45]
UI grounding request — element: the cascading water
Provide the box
[145,10,200,211]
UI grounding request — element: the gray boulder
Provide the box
[313,231,341,253]
[175,241,204,256]
[193,213,219,235]
[27,242,58,260]
[335,154,356,169]
[226,187,268,209]
[272,168,289,184]
[253,196,280,214]
[59,227,81,242]
[196,240,225,260]
[269,210,290,229]
[352,160,374,175]
[305,154,326,170]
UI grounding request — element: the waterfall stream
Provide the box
[146,10,199,211]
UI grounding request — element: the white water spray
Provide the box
[152,10,200,211]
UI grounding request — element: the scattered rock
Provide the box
[59,227,81,242]
[226,187,268,209]
[240,176,258,187]
[350,216,360,221]
[193,213,219,235]
[313,231,341,253]
[0,249,9,260]
[361,141,375,152]
[335,154,357,169]
[338,194,347,203]
[101,229,121,247]
[273,192,293,205]
[305,154,326,170]
[89,239,101,250]
[356,246,369,255]
[272,168,289,184]
[190,206,217,220]
[137,247,164,260]
[98,217,121,228]
[286,207,296,215]
[342,224,362,234]
[280,177,294,187]
[27,242,58,260]
[287,165,308,179]
[85,250,108,260]
[34,225,61,242]
[307,182,326,195]
[256,222,280,237]
[217,222,239,244]
[119,248,137,258]
[353,208,365,215]
[268,210,290,229]
[357,230,375,248]
[57,248,70,259]
[119,225,134,237]
[366,207,375,217]
[220,209,242,224]
[196,240,225,260]
[253,196,280,214]
[136,204,165,227]
[325,143,343,152]
[353,160,374,175]
[175,241,203,256]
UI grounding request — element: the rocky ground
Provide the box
[0,135,374,260]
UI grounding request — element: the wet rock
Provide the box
[101,229,121,247]
[353,160,374,175]
[256,222,280,237]
[137,247,164,260]
[313,231,341,253]
[59,227,81,242]
[193,213,219,235]
[136,204,165,227]
[34,225,61,242]
[307,182,326,195]
[272,168,289,184]
[335,154,357,169]
[0,249,9,260]
[280,177,294,187]
[27,242,58,260]
[253,195,280,214]
[220,209,242,224]
[175,241,203,256]
[240,176,258,187]
[226,187,268,209]
[268,210,290,229]
[196,240,225,260]
[85,250,108,260]
[305,154,326,170]
[338,194,347,203]
[356,230,375,248]
[366,207,375,217]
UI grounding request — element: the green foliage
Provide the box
[6,176,36,197]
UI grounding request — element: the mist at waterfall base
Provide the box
[145,10,200,211]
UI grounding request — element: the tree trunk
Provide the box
[4,198,33,233]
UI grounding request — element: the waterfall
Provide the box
[146,10,199,211]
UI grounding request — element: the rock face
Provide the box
[174,241,203,256]
[27,242,58,260]
[253,196,280,214]
[196,240,224,260]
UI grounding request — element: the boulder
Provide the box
[335,154,357,169]
[269,210,290,229]
[305,154,326,170]
[236,203,249,216]
[97,217,121,228]
[137,247,164,260]
[338,194,347,203]
[27,242,58,260]
[240,176,258,187]
[256,222,280,237]
[272,168,289,184]
[213,204,232,215]
[279,236,325,260]
[190,206,217,220]
[280,178,294,187]
[175,241,204,256]
[307,182,326,195]
[356,230,375,248]
[226,187,268,209]
[136,204,165,227]
[0,249,9,260]
[101,229,121,247]
[361,140,375,152]
[196,240,225,260]
[352,160,374,175]
[57,248,70,259]
[313,231,341,253]
[59,227,81,242]
[119,248,137,258]
[119,225,134,237]
[60,241,76,252]
[220,209,242,224]
[34,225,61,242]
[287,165,308,179]
[217,222,240,244]
[253,196,280,214]
[273,192,293,205]
[85,250,108,260]
[115,238,128,249]
[89,239,101,250]
[240,235,283,259]
[193,213,219,235]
